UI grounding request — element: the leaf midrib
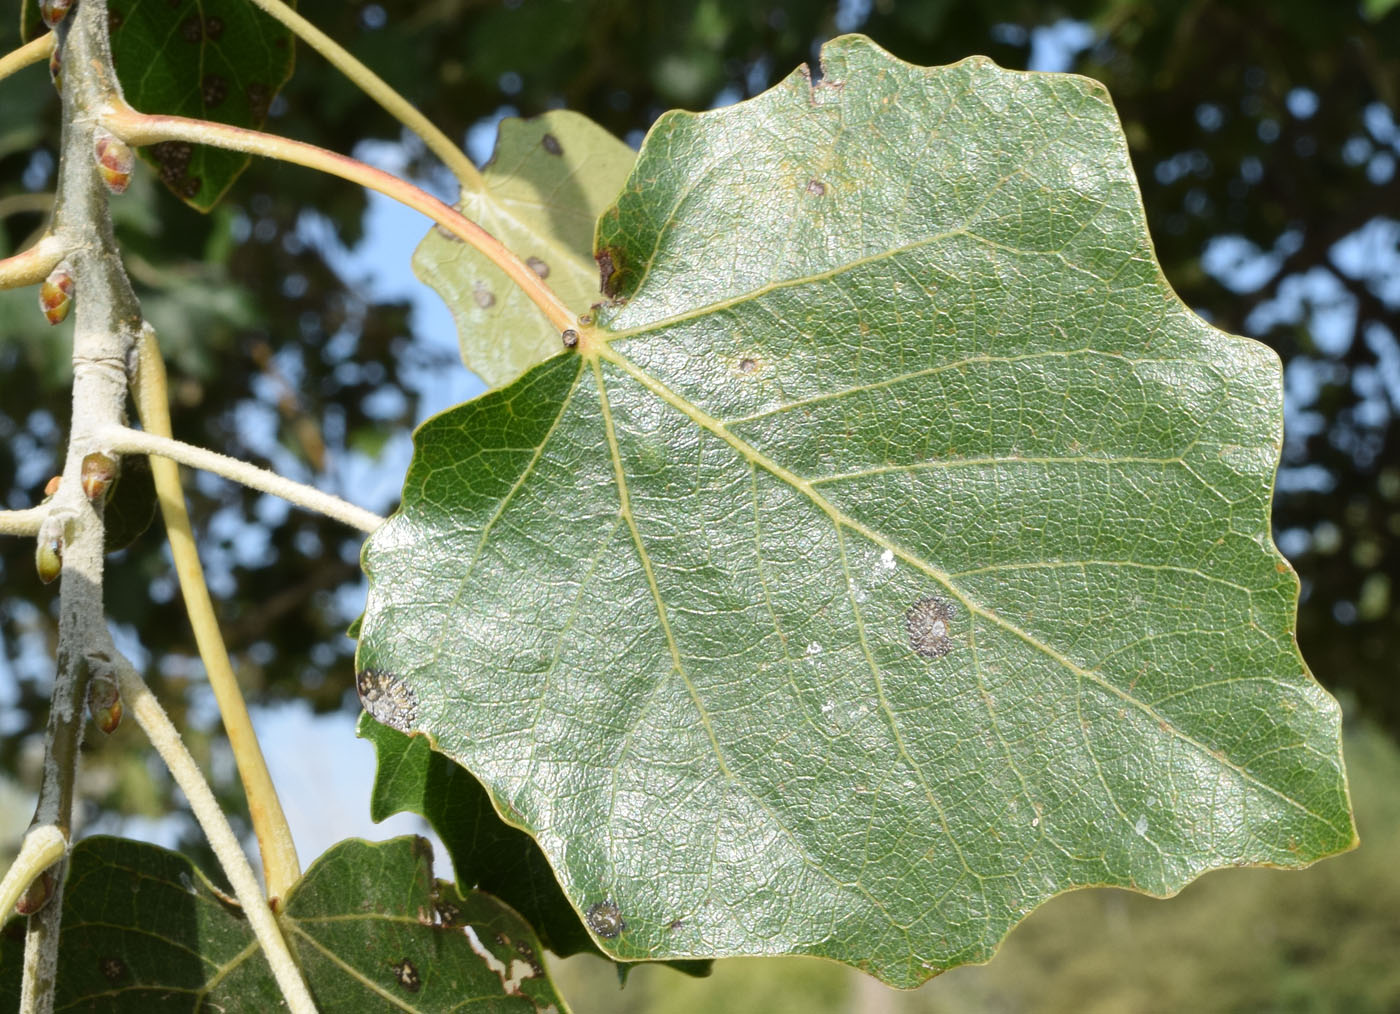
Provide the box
[592,342,1343,835]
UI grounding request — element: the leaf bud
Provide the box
[35,535,62,584]
[81,452,118,502]
[43,475,62,497]
[15,869,56,915]
[94,132,134,194]
[38,264,74,325]
[39,0,72,28]
[49,45,62,90]
[87,676,123,734]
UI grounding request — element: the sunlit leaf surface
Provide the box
[358,36,1355,985]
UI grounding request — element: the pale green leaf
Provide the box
[358,36,1355,986]
[414,111,635,387]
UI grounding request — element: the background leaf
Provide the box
[357,37,1355,985]
[413,111,635,387]
[107,0,297,210]
[0,836,570,1012]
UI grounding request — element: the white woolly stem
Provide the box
[0,508,46,536]
[98,425,384,534]
[110,656,318,1014]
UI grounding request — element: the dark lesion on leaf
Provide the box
[473,281,497,309]
[806,178,827,196]
[246,82,271,122]
[585,899,625,939]
[526,255,550,279]
[392,957,421,992]
[179,15,202,43]
[202,73,228,109]
[906,596,956,659]
[100,956,127,983]
[540,132,564,156]
[597,247,628,299]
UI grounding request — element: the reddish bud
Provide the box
[87,677,123,734]
[43,475,62,497]
[39,264,74,325]
[36,535,62,584]
[39,0,72,28]
[94,132,134,194]
[81,452,117,501]
[15,869,56,915]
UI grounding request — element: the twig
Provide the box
[0,827,66,920]
[244,0,484,189]
[0,192,55,220]
[108,654,317,1014]
[130,326,302,903]
[100,102,578,333]
[99,424,384,533]
[0,234,65,290]
[0,507,46,536]
[0,32,53,85]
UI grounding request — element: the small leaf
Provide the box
[413,111,635,387]
[0,836,570,1012]
[108,0,297,210]
[358,38,1355,985]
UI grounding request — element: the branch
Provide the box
[130,327,302,902]
[0,508,46,537]
[0,32,53,85]
[107,654,317,1014]
[100,102,578,333]
[244,0,484,190]
[0,827,66,920]
[21,2,136,1004]
[0,234,65,291]
[99,424,384,533]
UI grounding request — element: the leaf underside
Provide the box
[357,36,1355,986]
[413,111,636,388]
[0,836,569,1012]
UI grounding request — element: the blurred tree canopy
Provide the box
[1,0,1397,844]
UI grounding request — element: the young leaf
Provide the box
[413,111,635,387]
[356,37,1356,985]
[0,836,569,1012]
[106,0,297,210]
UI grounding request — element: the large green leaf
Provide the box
[106,0,297,210]
[413,111,635,387]
[356,36,1355,985]
[0,836,569,1012]
[361,713,712,980]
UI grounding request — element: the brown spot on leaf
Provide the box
[561,329,579,348]
[108,8,124,31]
[586,899,625,939]
[540,132,563,156]
[906,596,955,659]
[246,83,271,121]
[667,918,685,930]
[806,178,826,196]
[356,668,420,731]
[738,357,759,374]
[179,15,202,42]
[179,176,202,199]
[100,957,127,982]
[202,73,228,108]
[392,958,421,992]
[597,248,626,298]
[204,15,224,40]
[473,282,496,308]
[526,256,550,279]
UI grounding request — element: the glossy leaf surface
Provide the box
[357,37,1355,985]
[413,111,635,387]
[0,836,568,1011]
